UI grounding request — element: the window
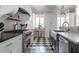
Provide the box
[57,13,69,28]
[36,16,40,28]
[33,14,45,28]
[40,16,44,27]
[76,6,79,26]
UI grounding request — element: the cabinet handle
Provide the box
[6,43,13,47]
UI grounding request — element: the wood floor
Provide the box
[24,37,54,53]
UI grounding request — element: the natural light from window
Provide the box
[33,14,45,29]
[57,13,69,28]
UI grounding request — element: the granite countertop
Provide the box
[57,31,79,45]
[0,30,23,43]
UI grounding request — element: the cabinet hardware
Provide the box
[6,43,13,47]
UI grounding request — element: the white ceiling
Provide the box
[30,5,76,14]
[30,5,57,14]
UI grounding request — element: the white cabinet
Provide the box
[0,34,22,53]
[59,36,69,53]
[0,38,14,53]
[13,35,22,53]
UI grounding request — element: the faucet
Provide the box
[62,21,70,31]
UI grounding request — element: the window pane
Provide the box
[57,16,61,27]
[36,16,39,28]
[57,14,69,28]
[40,16,44,27]
[66,13,69,23]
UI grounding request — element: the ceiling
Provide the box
[30,5,76,14]
[30,5,57,14]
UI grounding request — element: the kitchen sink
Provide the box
[54,30,65,32]
[54,29,69,32]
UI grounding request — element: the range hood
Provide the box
[6,7,31,17]
[18,7,30,16]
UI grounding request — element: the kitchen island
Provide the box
[50,31,79,53]
[57,31,79,53]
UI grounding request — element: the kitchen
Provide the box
[0,5,79,53]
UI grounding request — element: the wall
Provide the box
[0,5,18,17]
[44,12,57,37]
[69,12,76,27]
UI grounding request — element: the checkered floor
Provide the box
[24,37,54,53]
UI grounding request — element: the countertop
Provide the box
[0,30,23,43]
[56,31,79,45]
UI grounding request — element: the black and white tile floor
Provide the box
[24,37,54,53]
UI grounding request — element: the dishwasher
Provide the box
[59,36,69,53]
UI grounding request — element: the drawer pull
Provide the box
[6,43,12,47]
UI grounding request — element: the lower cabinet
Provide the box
[0,35,22,53]
[13,35,22,53]
[59,36,69,53]
[0,39,14,53]
[69,41,79,53]
[59,36,79,53]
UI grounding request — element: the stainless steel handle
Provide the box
[6,43,13,47]
[60,37,68,43]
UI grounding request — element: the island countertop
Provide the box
[56,31,79,45]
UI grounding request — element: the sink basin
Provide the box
[54,30,65,32]
[54,29,69,32]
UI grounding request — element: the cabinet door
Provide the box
[59,36,69,53]
[16,35,22,53]
[0,35,22,53]
[12,35,22,53]
[0,43,9,53]
[0,40,13,53]
[69,42,76,53]
[6,43,14,53]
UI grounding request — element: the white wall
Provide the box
[0,5,18,17]
[44,12,57,37]
[69,12,76,26]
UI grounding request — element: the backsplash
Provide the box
[59,26,79,32]
[69,26,79,32]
